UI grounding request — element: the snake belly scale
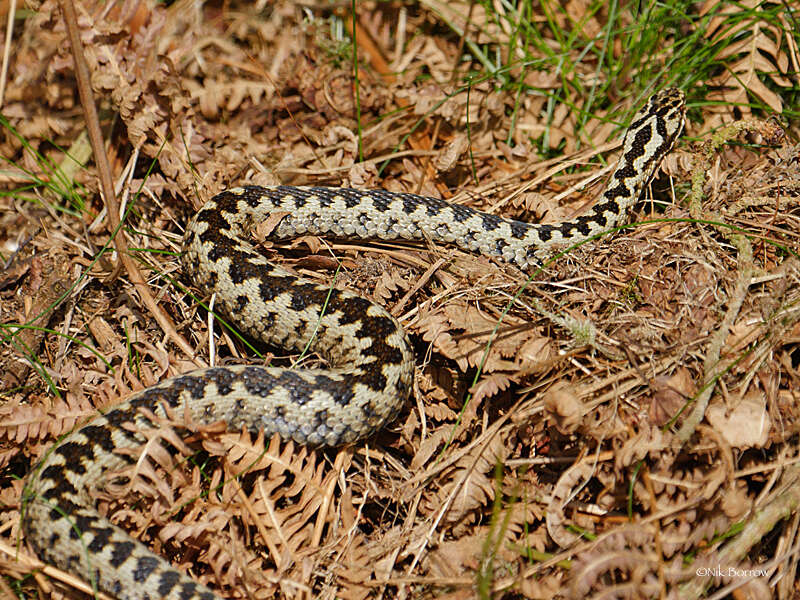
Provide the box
[22,88,686,600]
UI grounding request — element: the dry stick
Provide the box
[675,119,794,599]
[410,0,475,197]
[0,538,114,600]
[675,119,782,443]
[58,0,200,363]
[679,464,800,600]
[343,16,448,196]
[311,449,348,548]
[234,483,283,570]
[0,0,17,107]
[0,573,17,600]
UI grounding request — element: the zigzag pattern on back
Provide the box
[22,88,686,600]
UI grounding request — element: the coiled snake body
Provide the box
[22,88,686,600]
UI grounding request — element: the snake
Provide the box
[21,88,686,600]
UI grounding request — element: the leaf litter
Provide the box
[1,1,799,598]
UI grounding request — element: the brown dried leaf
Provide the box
[705,392,770,449]
[469,372,514,404]
[542,382,586,435]
[415,308,466,370]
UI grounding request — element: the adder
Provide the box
[22,87,686,600]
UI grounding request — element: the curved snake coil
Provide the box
[22,88,685,600]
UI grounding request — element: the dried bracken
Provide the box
[1,0,799,598]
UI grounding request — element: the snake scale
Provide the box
[22,88,686,600]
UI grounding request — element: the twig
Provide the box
[678,465,800,599]
[0,0,16,107]
[676,119,783,442]
[58,0,200,364]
